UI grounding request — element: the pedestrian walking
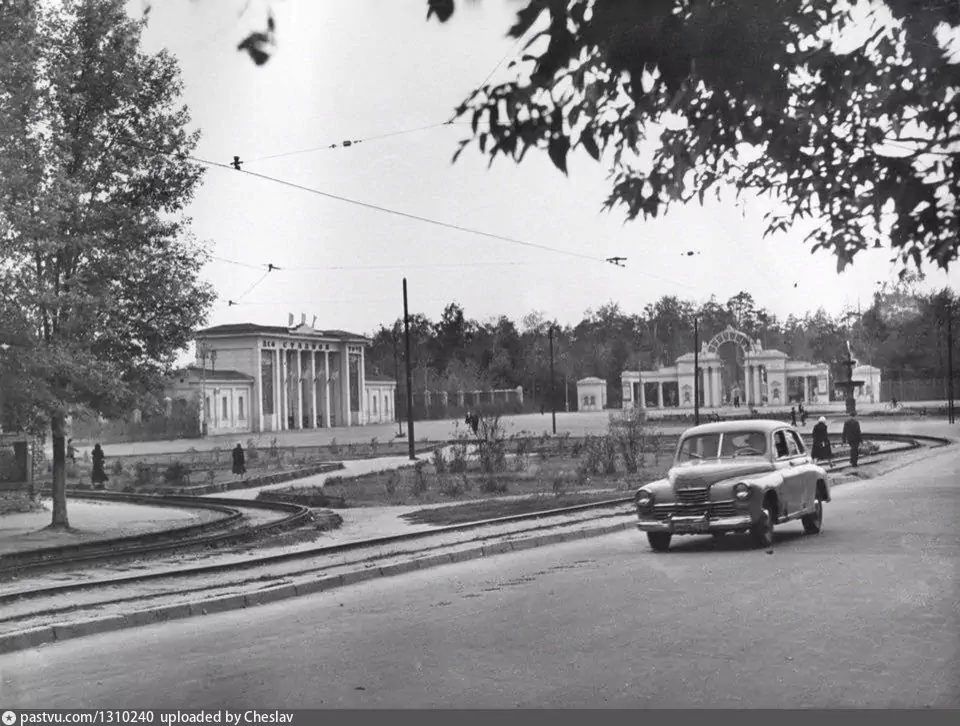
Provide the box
[841,412,862,467]
[232,443,246,477]
[790,406,797,427]
[91,443,109,489]
[66,438,78,464]
[798,402,807,426]
[811,416,833,468]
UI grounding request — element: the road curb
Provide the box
[0,520,633,655]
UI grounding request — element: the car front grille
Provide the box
[709,502,739,518]
[647,496,740,520]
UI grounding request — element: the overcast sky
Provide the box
[133,0,959,344]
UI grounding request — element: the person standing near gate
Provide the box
[841,412,862,467]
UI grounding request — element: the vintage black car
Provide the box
[635,420,831,551]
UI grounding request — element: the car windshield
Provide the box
[677,431,768,462]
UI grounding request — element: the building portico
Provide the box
[192,320,381,433]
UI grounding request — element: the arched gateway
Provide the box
[620,326,837,412]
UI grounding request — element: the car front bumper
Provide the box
[635,514,754,535]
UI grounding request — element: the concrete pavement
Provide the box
[0,499,225,556]
[2,425,956,707]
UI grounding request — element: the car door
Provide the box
[788,429,817,512]
[772,429,805,517]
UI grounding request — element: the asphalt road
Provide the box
[3,442,958,708]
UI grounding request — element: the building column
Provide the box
[748,365,756,405]
[342,349,351,427]
[359,346,366,426]
[279,351,287,430]
[310,352,318,428]
[657,381,664,408]
[639,379,646,408]
[802,374,809,403]
[256,346,263,432]
[271,350,279,432]
[295,350,303,429]
[323,351,331,428]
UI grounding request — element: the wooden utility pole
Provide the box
[403,279,416,460]
[694,318,700,426]
[549,325,557,435]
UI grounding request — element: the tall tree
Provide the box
[0,0,215,528]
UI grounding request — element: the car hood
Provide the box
[668,460,774,489]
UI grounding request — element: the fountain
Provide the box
[834,341,865,416]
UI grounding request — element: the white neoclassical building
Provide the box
[620,326,876,411]
[166,319,397,435]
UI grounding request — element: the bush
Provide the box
[571,439,583,458]
[110,459,124,476]
[449,438,469,473]
[477,414,507,474]
[514,436,530,457]
[480,476,508,494]
[384,471,399,496]
[133,462,154,487]
[439,475,464,498]
[433,448,448,473]
[412,461,428,497]
[246,439,260,462]
[164,461,190,486]
[552,476,566,498]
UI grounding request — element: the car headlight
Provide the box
[734,482,751,501]
[636,490,654,508]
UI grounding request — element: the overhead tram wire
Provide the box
[240,27,530,166]
[243,122,458,164]
[113,140,699,290]
[194,155,619,268]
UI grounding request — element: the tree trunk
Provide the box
[50,412,70,529]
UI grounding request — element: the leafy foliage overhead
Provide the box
[224,0,959,273]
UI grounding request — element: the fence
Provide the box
[396,388,525,422]
[879,378,957,403]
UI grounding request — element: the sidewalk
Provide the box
[0,499,225,556]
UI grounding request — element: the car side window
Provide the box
[790,431,807,455]
[774,431,790,459]
[785,434,800,457]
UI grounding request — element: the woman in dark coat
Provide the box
[232,443,246,477]
[91,443,109,488]
[811,416,833,468]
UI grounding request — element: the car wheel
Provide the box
[750,504,775,549]
[647,532,672,552]
[802,498,823,534]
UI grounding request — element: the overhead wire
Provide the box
[194,154,623,267]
